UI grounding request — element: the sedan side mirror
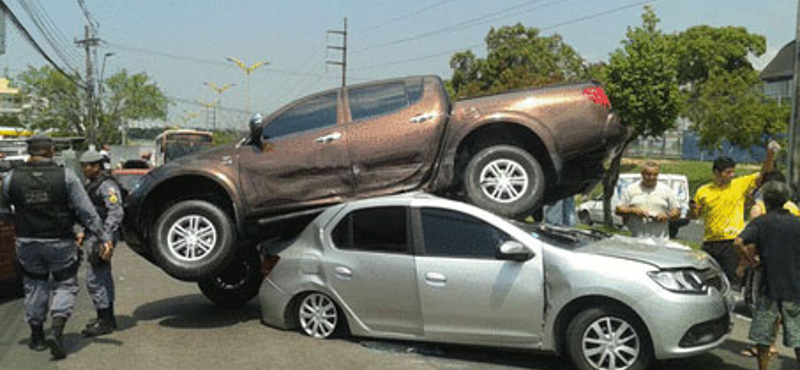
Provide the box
[497,240,535,262]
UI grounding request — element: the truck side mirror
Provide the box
[249,113,263,146]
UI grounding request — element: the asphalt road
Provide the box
[0,243,798,370]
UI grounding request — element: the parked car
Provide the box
[577,173,691,237]
[258,193,733,370]
[123,75,627,305]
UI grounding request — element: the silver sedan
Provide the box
[259,193,734,370]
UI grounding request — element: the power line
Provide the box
[353,0,552,53]
[355,0,661,71]
[103,41,370,81]
[15,0,82,71]
[356,0,459,33]
[0,0,84,87]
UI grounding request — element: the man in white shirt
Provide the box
[615,161,680,240]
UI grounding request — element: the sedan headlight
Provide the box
[648,269,707,294]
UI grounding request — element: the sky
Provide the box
[0,0,796,130]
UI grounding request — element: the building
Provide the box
[0,78,20,114]
[760,40,794,104]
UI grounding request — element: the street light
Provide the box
[203,82,236,131]
[226,56,268,115]
[197,99,217,130]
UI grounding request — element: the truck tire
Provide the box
[464,145,545,219]
[198,248,263,308]
[565,306,653,370]
[152,200,236,281]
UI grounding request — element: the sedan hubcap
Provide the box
[167,215,217,262]
[582,317,640,370]
[299,294,338,339]
[479,159,528,203]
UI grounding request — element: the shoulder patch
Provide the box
[108,187,118,204]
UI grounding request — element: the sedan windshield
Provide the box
[509,221,608,250]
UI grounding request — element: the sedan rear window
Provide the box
[331,206,409,254]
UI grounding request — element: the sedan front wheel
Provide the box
[566,306,652,370]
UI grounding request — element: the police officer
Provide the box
[76,150,123,337]
[0,135,110,360]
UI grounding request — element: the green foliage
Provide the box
[670,25,765,87]
[448,24,587,99]
[16,66,84,135]
[604,6,682,138]
[688,69,790,150]
[212,130,245,146]
[14,66,169,146]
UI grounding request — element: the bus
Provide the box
[154,129,214,166]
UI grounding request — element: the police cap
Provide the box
[26,134,54,155]
[79,150,105,164]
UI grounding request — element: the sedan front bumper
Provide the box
[635,287,733,359]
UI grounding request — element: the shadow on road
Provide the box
[130,293,260,329]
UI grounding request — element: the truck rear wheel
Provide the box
[463,145,545,219]
[152,200,236,281]
[198,248,263,308]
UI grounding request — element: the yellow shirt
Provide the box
[694,173,759,241]
[753,200,800,217]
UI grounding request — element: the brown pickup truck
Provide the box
[123,76,626,306]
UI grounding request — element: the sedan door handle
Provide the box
[315,132,342,143]
[410,113,435,124]
[425,272,447,286]
[334,266,353,279]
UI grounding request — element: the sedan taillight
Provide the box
[261,255,280,276]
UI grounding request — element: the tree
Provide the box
[15,66,169,146]
[448,23,586,99]
[602,6,682,225]
[689,68,789,150]
[669,26,782,151]
[17,66,85,136]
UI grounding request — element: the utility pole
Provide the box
[790,0,800,191]
[75,25,101,145]
[326,18,347,88]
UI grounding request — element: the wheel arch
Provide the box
[552,295,653,356]
[141,173,242,247]
[451,118,558,192]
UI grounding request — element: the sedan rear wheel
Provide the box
[298,293,340,339]
[566,306,652,370]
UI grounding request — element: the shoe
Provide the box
[28,324,47,351]
[48,317,67,360]
[81,308,114,338]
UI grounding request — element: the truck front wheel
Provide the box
[463,145,545,219]
[152,200,236,281]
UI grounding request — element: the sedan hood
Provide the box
[578,235,713,270]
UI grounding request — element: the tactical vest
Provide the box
[8,161,75,238]
[86,175,113,221]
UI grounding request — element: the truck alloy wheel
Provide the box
[566,306,652,370]
[152,200,236,281]
[464,145,545,219]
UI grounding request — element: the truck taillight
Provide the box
[261,255,280,276]
[582,86,611,108]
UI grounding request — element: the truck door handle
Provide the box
[334,266,353,279]
[425,272,447,286]
[410,113,435,124]
[315,132,342,143]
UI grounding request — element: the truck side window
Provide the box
[348,82,409,122]
[263,92,337,139]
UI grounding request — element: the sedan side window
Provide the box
[421,208,512,259]
[331,206,409,254]
[262,92,337,140]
